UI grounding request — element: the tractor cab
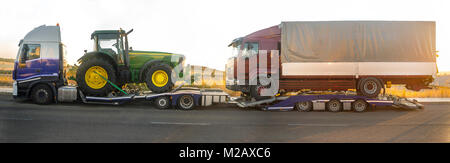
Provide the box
[90,29,133,67]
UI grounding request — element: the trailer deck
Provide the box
[233,92,424,112]
[72,86,229,110]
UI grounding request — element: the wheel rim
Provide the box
[152,70,169,87]
[328,101,341,112]
[179,95,194,109]
[85,66,108,89]
[363,80,378,94]
[297,101,311,111]
[37,89,48,102]
[158,98,167,107]
[354,101,367,112]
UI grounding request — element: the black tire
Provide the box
[76,57,117,96]
[145,63,174,93]
[177,95,195,110]
[295,101,313,112]
[358,77,382,98]
[352,99,368,112]
[155,96,170,109]
[31,84,53,105]
[327,99,342,112]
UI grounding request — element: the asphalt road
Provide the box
[1,94,449,143]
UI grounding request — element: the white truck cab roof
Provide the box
[22,25,61,43]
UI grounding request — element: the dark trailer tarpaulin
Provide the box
[280,21,436,63]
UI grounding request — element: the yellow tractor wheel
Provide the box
[151,70,169,87]
[85,66,108,89]
[76,58,117,97]
[145,63,173,93]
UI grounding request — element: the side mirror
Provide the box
[19,57,26,68]
[20,48,27,64]
[126,29,134,35]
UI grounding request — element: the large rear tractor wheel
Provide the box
[145,63,174,93]
[76,58,117,97]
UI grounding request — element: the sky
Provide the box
[0,0,449,71]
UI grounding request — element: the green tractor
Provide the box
[76,29,185,96]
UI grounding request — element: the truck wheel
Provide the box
[31,84,53,105]
[177,95,194,110]
[76,58,117,96]
[358,77,382,97]
[295,101,313,112]
[145,63,173,93]
[327,100,342,112]
[155,96,170,109]
[352,99,368,112]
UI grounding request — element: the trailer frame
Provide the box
[232,92,424,112]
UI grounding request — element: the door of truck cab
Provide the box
[15,43,42,80]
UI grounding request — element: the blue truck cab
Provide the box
[13,25,67,104]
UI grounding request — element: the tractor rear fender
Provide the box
[77,52,118,71]
[139,60,164,82]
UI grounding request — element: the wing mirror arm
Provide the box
[126,29,133,35]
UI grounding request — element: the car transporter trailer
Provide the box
[57,75,423,112]
[232,91,424,112]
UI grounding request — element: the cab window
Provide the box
[19,44,40,63]
[243,42,259,57]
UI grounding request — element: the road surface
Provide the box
[1,94,449,143]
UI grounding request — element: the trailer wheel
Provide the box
[352,99,368,112]
[295,101,313,112]
[155,96,170,109]
[31,84,53,105]
[177,95,195,110]
[358,77,382,97]
[327,100,342,112]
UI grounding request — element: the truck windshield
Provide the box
[242,42,258,57]
[231,44,241,57]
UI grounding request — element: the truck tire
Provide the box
[177,95,195,110]
[358,77,382,98]
[76,58,117,96]
[155,96,170,109]
[327,99,342,112]
[31,84,53,105]
[145,63,173,93]
[295,101,313,112]
[352,99,368,112]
